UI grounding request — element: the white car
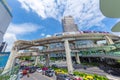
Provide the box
[36,68,42,73]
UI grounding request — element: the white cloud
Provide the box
[7,23,41,35]
[4,23,42,51]
[4,33,17,51]
[17,0,105,30]
[40,33,45,36]
[46,34,51,37]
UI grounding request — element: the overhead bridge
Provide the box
[3,33,120,74]
[16,52,44,58]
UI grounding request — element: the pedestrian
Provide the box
[27,71,30,77]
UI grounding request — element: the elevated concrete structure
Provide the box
[104,36,114,44]
[3,32,120,74]
[2,47,17,74]
[75,52,80,64]
[34,56,39,66]
[64,39,73,74]
[45,54,50,67]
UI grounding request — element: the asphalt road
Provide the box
[21,72,56,80]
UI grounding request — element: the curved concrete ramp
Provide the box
[2,48,17,74]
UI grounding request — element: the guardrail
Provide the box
[40,44,116,53]
[81,52,120,60]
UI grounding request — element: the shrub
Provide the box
[73,71,108,80]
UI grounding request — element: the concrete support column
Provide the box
[88,58,91,63]
[45,44,50,67]
[2,47,17,74]
[34,56,39,66]
[75,52,80,64]
[104,36,114,44]
[45,54,50,67]
[64,39,73,74]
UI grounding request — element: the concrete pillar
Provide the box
[2,47,17,74]
[45,44,50,67]
[104,36,114,44]
[88,58,91,63]
[64,39,73,74]
[75,52,80,64]
[45,54,50,67]
[34,56,39,66]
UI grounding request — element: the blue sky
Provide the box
[4,0,120,51]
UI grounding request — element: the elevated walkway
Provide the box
[81,53,120,60]
[2,33,120,74]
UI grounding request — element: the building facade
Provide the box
[62,16,79,32]
[0,42,7,52]
[0,0,12,44]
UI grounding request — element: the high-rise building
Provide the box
[62,16,79,32]
[0,0,12,44]
[0,42,7,52]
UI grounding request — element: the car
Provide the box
[56,74,71,80]
[73,76,83,80]
[52,64,58,68]
[42,67,48,75]
[45,70,54,77]
[29,66,36,73]
[48,68,54,72]
[22,69,28,75]
[42,67,48,71]
[20,65,27,70]
[29,68,36,73]
[83,31,92,33]
[25,66,30,70]
[36,68,42,73]
[55,69,65,75]
[34,66,40,69]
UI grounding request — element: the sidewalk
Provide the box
[106,75,120,80]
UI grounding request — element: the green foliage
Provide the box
[36,63,44,68]
[12,65,19,74]
[51,67,108,80]
[73,71,108,80]
[0,75,10,80]
[81,62,99,66]
[50,57,56,61]
[0,65,19,80]
[0,70,3,74]
[19,56,32,61]
[117,60,120,63]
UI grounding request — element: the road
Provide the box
[20,61,120,80]
[21,72,56,80]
